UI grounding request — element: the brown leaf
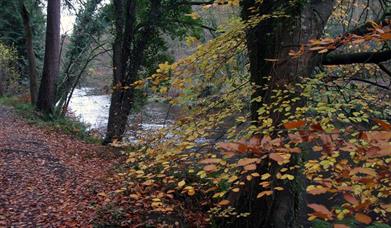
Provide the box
[333,224,350,228]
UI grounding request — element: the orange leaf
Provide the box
[269,153,284,163]
[283,120,305,129]
[367,143,391,158]
[244,164,257,171]
[343,193,359,206]
[361,131,391,142]
[257,190,273,198]
[349,167,377,176]
[380,33,391,40]
[237,158,259,166]
[333,224,350,228]
[218,142,247,153]
[374,119,391,130]
[354,213,372,224]
[218,200,230,206]
[203,164,218,172]
[307,188,328,195]
[308,203,333,220]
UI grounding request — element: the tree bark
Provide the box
[20,3,38,105]
[36,0,61,114]
[221,1,335,227]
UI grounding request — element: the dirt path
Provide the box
[0,106,119,227]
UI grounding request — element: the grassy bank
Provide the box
[0,96,101,144]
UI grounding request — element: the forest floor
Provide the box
[0,105,122,227]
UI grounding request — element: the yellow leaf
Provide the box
[251,172,260,177]
[261,173,271,180]
[200,158,222,164]
[280,174,295,180]
[228,175,238,183]
[178,180,186,188]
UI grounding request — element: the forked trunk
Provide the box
[104,0,161,144]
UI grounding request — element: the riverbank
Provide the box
[0,96,101,144]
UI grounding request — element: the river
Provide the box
[68,88,174,139]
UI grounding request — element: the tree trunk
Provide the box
[104,0,161,144]
[222,1,335,227]
[20,3,38,105]
[36,0,60,114]
[103,0,135,144]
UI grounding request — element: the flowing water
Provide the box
[68,88,175,139]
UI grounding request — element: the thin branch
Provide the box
[378,63,391,78]
[178,0,215,5]
[351,77,391,90]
